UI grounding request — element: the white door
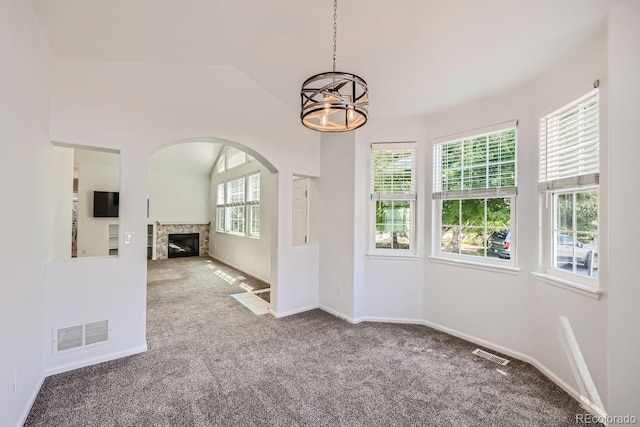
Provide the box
[292,178,309,245]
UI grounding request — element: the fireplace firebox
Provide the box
[168,233,199,258]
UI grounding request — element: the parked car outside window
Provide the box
[556,234,598,271]
[489,230,511,259]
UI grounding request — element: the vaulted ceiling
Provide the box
[31,0,619,118]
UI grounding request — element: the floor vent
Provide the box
[472,348,510,366]
[54,320,109,353]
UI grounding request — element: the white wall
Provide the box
[318,132,356,319]
[354,117,428,322]
[209,155,273,282]
[44,58,321,376]
[422,26,609,410]
[607,0,640,419]
[0,0,51,426]
[148,169,210,224]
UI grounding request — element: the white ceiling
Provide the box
[31,0,619,118]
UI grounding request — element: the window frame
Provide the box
[538,89,600,287]
[431,123,518,267]
[214,172,261,239]
[225,177,246,236]
[216,183,225,232]
[247,172,261,238]
[369,142,417,257]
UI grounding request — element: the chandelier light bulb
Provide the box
[323,94,331,113]
[348,106,355,122]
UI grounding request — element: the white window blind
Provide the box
[226,177,245,205]
[370,143,416,200]
[226,147,247,170]
[216,154,226,173]
[216,183,225,206]
[539,89,599,191]
[247,173,260,203]
[433,127,517,199]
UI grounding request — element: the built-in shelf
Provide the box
[108,223,118,256]
[147,224,154,259]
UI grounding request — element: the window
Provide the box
[539,89,599,280]
[214,145,261,239]
[433,124,517,264]
[226,147,247,170]
[215,173,261,239]
[216,183,225,232]
[226,177,245,235]
[216,154,226,173]
[370,143,416,254]
[247,173,260,237]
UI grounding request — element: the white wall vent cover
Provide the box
[54,320,109,354]
[57,325,83,352]
[472,348,510,366]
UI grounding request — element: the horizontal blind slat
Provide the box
[539,90,599,186]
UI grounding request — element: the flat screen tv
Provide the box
[93,191,119,217]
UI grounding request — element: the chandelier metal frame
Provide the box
[300,0,369,132]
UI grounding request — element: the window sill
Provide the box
[367,253,420,261]
[531,272,602,300]
[428,256,520,275]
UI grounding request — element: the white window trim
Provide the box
[215,172,260,239]
[537,89,600,289]
[531,272,602,300]
[428,255,520,275]
[369,142,417,257]
[538,189,599,289]
[431,195,517,268]
[225,208,246,236]
[431,124,518,268]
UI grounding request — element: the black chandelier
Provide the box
[300,0,369,132]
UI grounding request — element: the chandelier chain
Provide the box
[332,0,337,72]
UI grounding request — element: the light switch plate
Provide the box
[124,231,134,245]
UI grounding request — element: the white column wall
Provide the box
[317,132,356,320]
[0,1,51,425]
[607,0,640,419]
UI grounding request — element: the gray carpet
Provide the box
[25,256,599,426]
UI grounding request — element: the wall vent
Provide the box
[54,320,109,354]
[57,325,83,352]
[472,348,510,366]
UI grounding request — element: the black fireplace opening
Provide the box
[168,233,199,258]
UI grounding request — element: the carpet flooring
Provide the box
[25,256,599,426]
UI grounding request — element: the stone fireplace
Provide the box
[155,222,210,260]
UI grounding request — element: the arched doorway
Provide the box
[147,137,278,313]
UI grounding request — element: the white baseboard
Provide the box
[271,304,319,318]
[17,373,46,427]
[208,255,270,284]
[353,315,424,325]
[320,311,607,420]
[318,305,355,323]
[43,343,148,377]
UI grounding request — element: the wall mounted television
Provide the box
[93,191,119,217]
